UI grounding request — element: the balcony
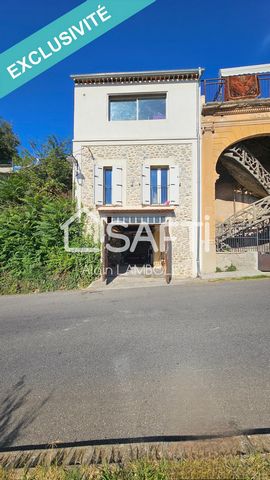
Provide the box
[202,73,270,104]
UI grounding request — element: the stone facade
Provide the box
[79,142,195,278]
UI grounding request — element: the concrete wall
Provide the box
[216,252,258,272]
[73,81,198,143]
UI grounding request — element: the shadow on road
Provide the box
[0,376,50,448]
[1,427,270,453]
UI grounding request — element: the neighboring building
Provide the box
[71,68,203,281]
[0,164,12,176]
[201,64,270,273]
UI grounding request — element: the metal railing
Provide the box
[104,187,112,205]
[150,186,169,205]
[222,144,270,194]
[217,222,270,253]
[202,73,270,103]
[202,78,225,103]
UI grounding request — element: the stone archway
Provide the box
[201,103,270,273]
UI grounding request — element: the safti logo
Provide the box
[61,209,211,255]
[0,0,156,99]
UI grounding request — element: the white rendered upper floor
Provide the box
[72,68,203,146]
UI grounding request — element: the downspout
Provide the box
[196,68,203,278]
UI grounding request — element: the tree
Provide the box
[0,136,72,205]
[0,118,20,165]
[0,136,100,294]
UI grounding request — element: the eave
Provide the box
[71,68,204,86]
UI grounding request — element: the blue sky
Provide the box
[1,0,270,149]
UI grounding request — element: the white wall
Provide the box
[73,81,198,143]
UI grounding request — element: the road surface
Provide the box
[0,279,269,448]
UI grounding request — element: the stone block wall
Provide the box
[78,143,195,278]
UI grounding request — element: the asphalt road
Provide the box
[0,280,269,448]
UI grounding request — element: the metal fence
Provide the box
[217,224,270,253]
[202,74,270,103]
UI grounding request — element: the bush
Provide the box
[225,263,237,272]
[0,137,100,294]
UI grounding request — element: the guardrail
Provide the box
[202,74,270,103]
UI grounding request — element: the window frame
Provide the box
[108,94,167,122]
[150,166,169,205]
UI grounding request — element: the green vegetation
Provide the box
[225,263,237,272]
[210,275,270,283]
[0,133,100,295]
[229,275,270,281]
[215,264,237,273]
[0,118,20,165]
[1,455,270,480]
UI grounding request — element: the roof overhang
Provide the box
[71,68,204,85]
[220,64,270,77]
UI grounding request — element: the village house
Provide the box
[71,68,203,282]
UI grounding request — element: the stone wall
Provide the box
[79,143,195,278]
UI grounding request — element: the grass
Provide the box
[210,274,270,283]
[1,455,270,480]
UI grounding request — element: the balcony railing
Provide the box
[150,186,168,205]
[202,73,270,103]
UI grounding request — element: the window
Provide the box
[94,165,123,206]
[150,167,169,205]
[103,168,112,205]
[109,95,166,121]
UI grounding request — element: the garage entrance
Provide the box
[102,215,172,284]
[120,224,154,267]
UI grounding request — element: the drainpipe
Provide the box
[196,68,203,278]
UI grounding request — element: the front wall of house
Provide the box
[80,143,196,277]
[73,82,198,142]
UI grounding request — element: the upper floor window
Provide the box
[150,167,169,205]
[109,95,166,122]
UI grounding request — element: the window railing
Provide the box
[150,186,169,205]
[104,187,112,205]
[202,73,270,103]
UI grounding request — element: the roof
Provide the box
[71,68,204,85]
[220,64,270,77]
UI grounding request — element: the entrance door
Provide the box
[102,221,108,283]
[164,224,172,284]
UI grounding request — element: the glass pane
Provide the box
[138,97,166,120]
[104,169,112,205]
[161,168,168,204]
[110,99,137,121]
[150,168,158,204]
